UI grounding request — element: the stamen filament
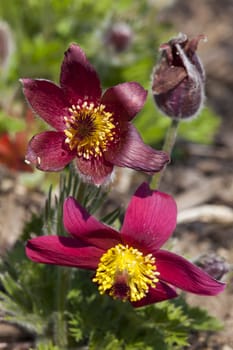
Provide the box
[93,244,160,302]
[64,102,117,159]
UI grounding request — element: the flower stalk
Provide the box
[54,267,69,348]
[150,118,180,189]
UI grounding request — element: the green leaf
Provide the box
[0,112,26,133]
[178,106,221,144]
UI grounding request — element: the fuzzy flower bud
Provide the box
[152,33,206,119]
[196,253,229,280]
[104,22,133,52]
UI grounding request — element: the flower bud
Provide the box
[104,22,133,53]
[0,21,14,76]
[152,33,206,119]
[196,253,229,280]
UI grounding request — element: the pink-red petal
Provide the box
[156,250,226,296]
[121,183,177,252]
[76,156,113,186]
[132,281,177,308]
[63,197,121,250]
[105,125,169,174]
[26,131,75,171]
[60,44,102,105]
[20,79,68,131]
[101,82,147,121]
[26,236,103,269]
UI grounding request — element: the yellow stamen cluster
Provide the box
[64,102,116,159]
[93,244,160,302]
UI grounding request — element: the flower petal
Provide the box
[76,156,113,186]
[101,82,147,121]
[63,197,121,250]
[132,282,177,308]
[156,250,226,295]
[60,44,101,105]
[20,79,68,131]
[26,131,75,171]
[105,125,169,174]
[121,183,177,252]
[26,236,103,269]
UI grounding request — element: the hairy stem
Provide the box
[54,267,69,347]
[150,118,180,189]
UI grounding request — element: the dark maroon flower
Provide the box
[21,44,169,185]
[152,33,206,119]
[26,183,225,307]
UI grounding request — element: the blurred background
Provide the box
[0,0,232,349]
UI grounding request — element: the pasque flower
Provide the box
[0,109,35,172]
[26,183,225,307]
[0,132,33,172]
[21,44,169,185]
[152,33,206,119]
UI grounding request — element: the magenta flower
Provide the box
[20,44,169,185]
[26,183,225,307]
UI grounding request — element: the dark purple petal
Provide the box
[132,281,177,308]
[26,131,75,171]
[63,197,121,250]
[60,44,101,105]
[105,124,169,175]
[76,156,114,186]
[26,236,103,269]
[121,183,177,253]
[20,79,68,131]
[156,250,226,296]
[101,82,147,121]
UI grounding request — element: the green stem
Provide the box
[53,169,74,347]
[150,118,180,189]
[54,267,69,348]
[76,178,87,205]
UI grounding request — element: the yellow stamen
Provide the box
[64,102,117,159]
[93,244,160,302]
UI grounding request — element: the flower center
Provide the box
[93,244,160,302]
[64,102,116,159]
